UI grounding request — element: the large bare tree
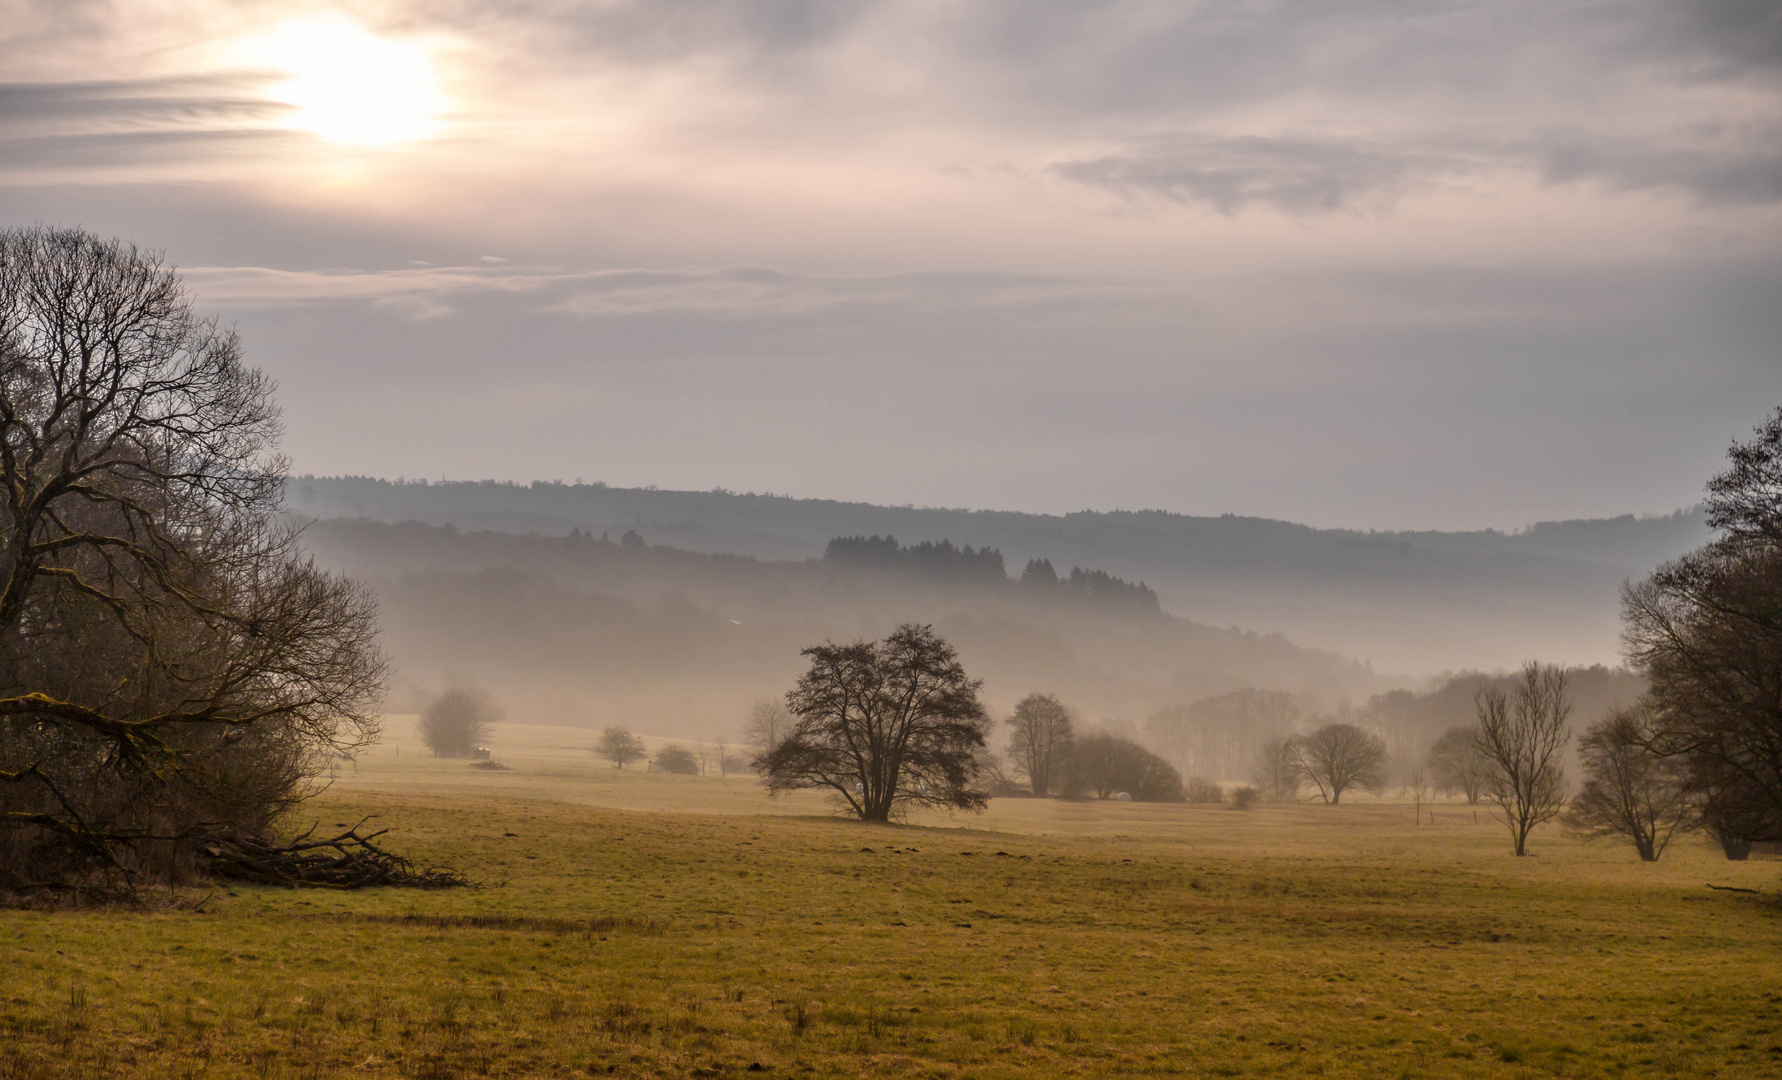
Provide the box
[0,226,387,892]
[762,623,989,822]
[1005,692,1074,797]
[1623,407,1782,855]
[1474,663,1572,856]
[1564,704,1694,862]
[1294,723,1387,804]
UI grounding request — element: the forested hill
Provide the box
[296,517,1389,739]
[287,476,1708,673]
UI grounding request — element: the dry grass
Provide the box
[4,720,1780,1078]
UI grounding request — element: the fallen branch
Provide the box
[1705,882,1762,894]
[200,819,471,890]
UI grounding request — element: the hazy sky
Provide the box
[3,1,1777,530]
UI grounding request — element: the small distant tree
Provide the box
[1564,704,1694,861]
[1067,733,1184,801]
[1475,663,1572,856]
[1252,736,1304,801]
[1407,762,1430,825]
[1230,785,1259,809]
[418,685,503,758]
[691,742,716,776]
[762,624,990,822]
[1427,725,1491,804]
[596,725,647,769]
[743,698,792,757]
[654,744,699,775]
[1295,723,1388,804]
[1005,692,1075,797]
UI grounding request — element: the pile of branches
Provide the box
[200,821,471,890]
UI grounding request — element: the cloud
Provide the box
[1054,123,1782,214]
[1051,135,1473,215]
[182,262,1171,325]
[1536,126,1782,206]
[0,74,290,174]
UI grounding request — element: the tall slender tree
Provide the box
[1005,692,1074,797]
[1474,663,1572,856]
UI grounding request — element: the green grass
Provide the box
[3,723,1780,1078]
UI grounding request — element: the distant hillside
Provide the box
[288,476,1711,673]
[298,518,1393,739]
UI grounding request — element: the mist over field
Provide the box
[288,475,1709,677]
[285,475,1660,784]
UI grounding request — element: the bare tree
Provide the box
[761,624,989,822]
[595,725,646,769]
[742,698,791,758]
[1564,704,1694,861]
[1427,725,1491,804]
[0,226,388,893]
[1622,408,1782,853]
[691,741,716,777]
[1474,663,1572,856]
[1005,692,1074,797]
[418,685,502,758]
[1252,735,1303,801]
[1407,762,1430,824]
[1295,723,1388,804]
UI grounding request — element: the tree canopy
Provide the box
[762,623,989,821]
[0,225,387,894]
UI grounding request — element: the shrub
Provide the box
[1231,785,1259,809]
[1184,776,1225,803]
[1067,733,1184,802]
[654,744,700,775]
[418,685,503,758]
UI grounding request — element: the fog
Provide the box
[299,517,1394,750]
[290,475,1711,675]
[295,483,1657,781]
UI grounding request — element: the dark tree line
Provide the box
[824,535,1007,580]
[0,226,404,895]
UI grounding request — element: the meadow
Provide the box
[4,722,1779,1079]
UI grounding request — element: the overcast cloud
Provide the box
[0,0,1777,529]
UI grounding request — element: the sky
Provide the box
[2,0,1778,531]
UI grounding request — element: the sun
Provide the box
[241,19,447,147]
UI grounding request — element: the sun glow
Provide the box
[243,19,447,147]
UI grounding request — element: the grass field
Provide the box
[4,721,1780,1079]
